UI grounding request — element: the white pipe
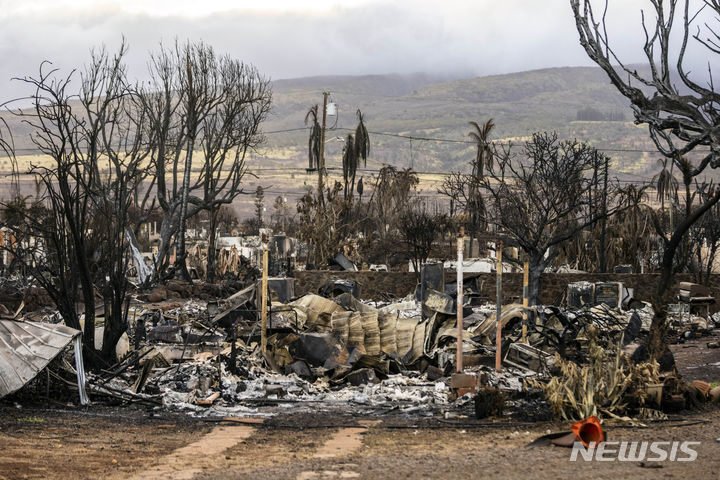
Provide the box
[73,335,89,406]
[456,228,464,372]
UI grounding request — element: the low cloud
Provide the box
[0,0,708,103]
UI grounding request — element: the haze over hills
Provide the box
[0,65,699,178]
[2,65,716,216]
[257,66,674,181]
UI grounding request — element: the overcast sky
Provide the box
[0,0,703,102]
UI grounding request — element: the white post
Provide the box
[456,227,464,372]
[73,335,89,405]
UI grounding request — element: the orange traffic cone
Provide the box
[571,415,605,447]
[550,415,605,448]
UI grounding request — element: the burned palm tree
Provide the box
[467,118,495,255]
[342,133,357,200]
[342,109,370,201]
[468,119,495,177]
[354,109,369,164]
[651,158,679,232]
[305,104,324,207]
[305,105,321,170]
[677,156,695,216]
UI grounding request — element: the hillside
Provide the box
[1,66,714,216]
[0,67,685,176]
[255,66,695,183]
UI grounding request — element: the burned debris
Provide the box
[5,253,719,428]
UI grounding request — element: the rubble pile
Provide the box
[4,275,720,423]
[84,287,655,414]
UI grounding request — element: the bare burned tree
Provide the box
[175,43,223,282]
[480,132,620,304]
[91,84,151,363]
[572,0,720,291]
[3,43,147,364]
[572,0,720,357]
[439,119,495,256]
[364,166,419,265]
[200,60,271,283]
[135,45,184,283]
[398,203,446,280]
[137,41,271,284]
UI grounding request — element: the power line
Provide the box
[276,125,711,155]
[1,123,712,156]
[263,127,309,134]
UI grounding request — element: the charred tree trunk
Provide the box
[206,205,218,284]
[100,289,127,365]
[527,252,547,307]
[150,209,179,285]
[175,143,194,283]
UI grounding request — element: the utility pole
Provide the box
[318,92,329,209]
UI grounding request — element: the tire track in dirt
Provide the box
[127,418,262,480]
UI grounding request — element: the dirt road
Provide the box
[1,405,719,480]
[2,335,719,479]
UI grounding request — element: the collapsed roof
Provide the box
[0,320,83,399]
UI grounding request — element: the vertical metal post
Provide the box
[522,257,529,344]
[73,335,89,406]
[495,241,503,372]
[320,92,328,170]
[261,240,269,354]
[456,227,464,373]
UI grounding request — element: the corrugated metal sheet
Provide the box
[0,320,81,398]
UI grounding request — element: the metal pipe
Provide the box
[73,335,89,405]
[261,239,269,353]
[495,241,503,372]
[456,227,464,373]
